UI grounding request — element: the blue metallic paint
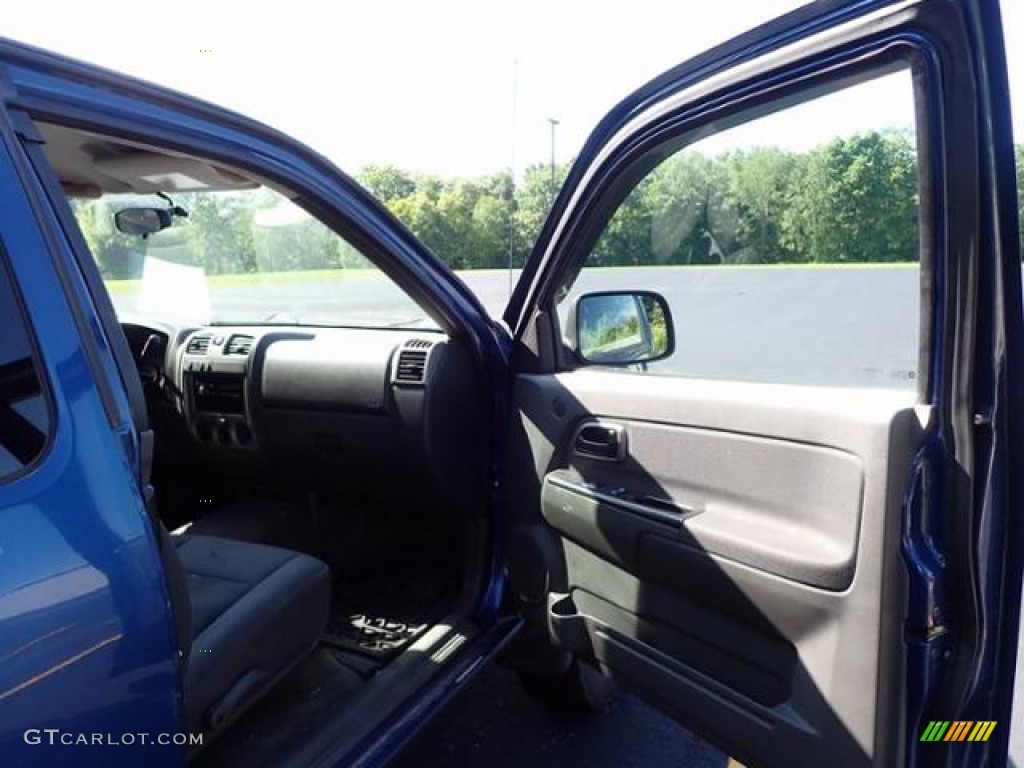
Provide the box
[0,138,183,764]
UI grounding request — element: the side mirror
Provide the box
[570,290,674,365]
[115,207,174,237]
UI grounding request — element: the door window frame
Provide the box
[0,239,55,484]
[532,44,938,403]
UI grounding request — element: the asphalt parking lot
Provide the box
[117,265,923,391]
[393,664,728,768]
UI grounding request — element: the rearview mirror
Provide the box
[571,290,674,365]
[115,207,173,237]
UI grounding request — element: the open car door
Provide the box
[503,1,1023,766]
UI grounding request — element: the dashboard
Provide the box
[120,321,486,509]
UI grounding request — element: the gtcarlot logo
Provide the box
[920,721,997,743]
[24,729,203,747]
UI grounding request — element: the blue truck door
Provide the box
[0,100,184,765]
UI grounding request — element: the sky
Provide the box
[3,0,1022,178]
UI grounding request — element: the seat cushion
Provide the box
[175,534,330,732]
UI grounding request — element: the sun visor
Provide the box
[93,152,258,193]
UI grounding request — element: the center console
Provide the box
[182,332,255,449]
[170,324,486,513]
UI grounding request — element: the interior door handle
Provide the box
[573,421,626,461]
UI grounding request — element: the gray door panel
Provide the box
[543,419,864,590]
[508,371,924,767]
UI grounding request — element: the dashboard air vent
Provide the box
[405,338,434,350]
[395,348,429,384]
[186,334,212,355]
[226,335,255,356]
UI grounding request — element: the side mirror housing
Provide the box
[569,290,674,365]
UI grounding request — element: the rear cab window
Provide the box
[0,249,50,478]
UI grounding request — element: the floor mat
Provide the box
[325,572,458,660]
[323,615,430,659]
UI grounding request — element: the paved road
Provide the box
[393,663,727,768]
[120,265,922,390]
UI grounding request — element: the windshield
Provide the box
[71,188,435,329]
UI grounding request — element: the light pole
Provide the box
[547,117,559,202]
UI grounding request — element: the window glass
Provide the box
[69,188,435,329]
[560,69,921,389]
[0,252,49,478]
[1000,0,1023,258]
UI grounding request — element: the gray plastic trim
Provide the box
[510,371,925,767]
[261,333,393,412]
[546,472,697,528]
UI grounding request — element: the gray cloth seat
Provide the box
[186,500,301,546]
[92,284,330,736]
[162,531,330,733]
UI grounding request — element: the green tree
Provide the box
[71,198,144,278]
[590,176,655,266]
[179,192,258,274]
[726,147,798,263]
[593,152,739,266]
[358,168,515,270]
[358,165,418,203]
[782,130,919,263]
[74,127,946,280]
[471,192,513,268]
[652,152,739,264]
[475,171,515,269]
[513,163,569,267]
[389,189,449,260]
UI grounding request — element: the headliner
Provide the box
[39,121,259,197]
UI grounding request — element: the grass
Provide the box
[104,267,382,295]
[103,261,920,295]
[578,262,920,271]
